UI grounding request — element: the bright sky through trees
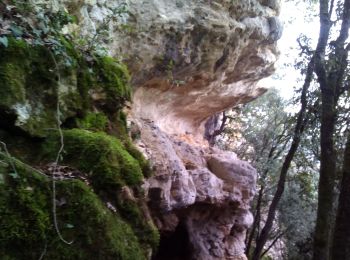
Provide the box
[259,0,319,99]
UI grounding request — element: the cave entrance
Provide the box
[152,221,192,260]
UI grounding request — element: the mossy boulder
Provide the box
[0,35,158,260]
[76,112,109,132]
[116,197,160,251]
[0,152,147,260]
[41,129,158,250]
[0,39,131,138]
[93,56,131,113]
[0,39,81,137]
[43,129,144,191]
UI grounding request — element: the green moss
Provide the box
[0,38,132,137]
[0,160,49,256]
[0,38,82,137]
[0,152,146,259]
[50,42,132,121]
[0,62,26,105]
[117,199,159,251]
[41,128,158,250]
[124,140,153,178]
[65,53,132,117]
[59,36,93,112]
[0,35,157,259]
[43,129,144,190]
[0,39,31,106]
[49,180,146,260]
[94,56,131,112]
[76,64,94,111]
[76,112,108,132]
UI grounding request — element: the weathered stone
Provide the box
[58,0,281,258]
[134,118,257,259]
[63,0,281,141]
[207,150,257,202]
[186,206,254,260]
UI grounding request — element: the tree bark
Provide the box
[207,112,228,146]
[313,84,336,260]
[331,131,350,260]
[245,131,289,257]
[246,184,264,255]
[313,0,350,259]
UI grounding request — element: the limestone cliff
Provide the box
[75,0,281,140]
[99,1,279,259]
[0,0,281,259]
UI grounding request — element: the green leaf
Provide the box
[0,36,8,47]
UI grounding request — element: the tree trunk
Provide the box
[246,184,264,255]
[313,87,336,260]
[313,0,350,258]
[251,57,312,260]
[251,135,302,260]
[331,131,350,260]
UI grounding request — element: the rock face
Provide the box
[135,119,256,259]
[67,0,281,258]
[123,0,281,140]
[67,0,281,140]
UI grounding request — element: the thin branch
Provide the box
[48,49,73,246]
[209,111,228,146]
[0,141,18,175]
[261,230,287,258]
[252,52,314,260]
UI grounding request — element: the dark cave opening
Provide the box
[152,221,192,260]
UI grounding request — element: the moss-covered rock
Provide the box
[0,38,82,137]
[116,198,160,251]
[76,112,109,132]
[43,129,144,191]
[123,140,152,178]
[93,56,131,112]
[0,152,146,260]
[41,128,158,250]
[0,29,158,260]
[0,38,132,137]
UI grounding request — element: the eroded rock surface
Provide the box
[125,0,281,139]
[62,0,281,140]
[116,1,278,258]
[0,0,281,258]
[116,0,279,258]
[62,0,281,258]
[135,119,256,259]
